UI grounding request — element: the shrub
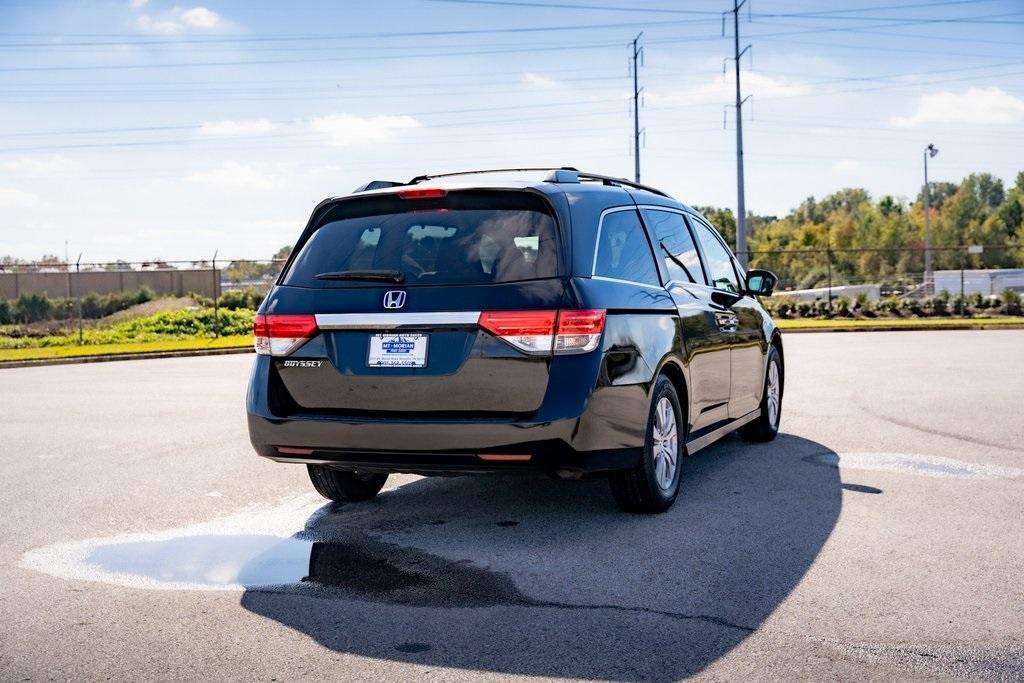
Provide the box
[1002,289,1022,316]
[0,298,10,325]
[13,292,53,323]
[0,307,255,349]
[218,287,264,311]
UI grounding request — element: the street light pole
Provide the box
[923,143,938,290]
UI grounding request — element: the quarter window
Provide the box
[594,210,660,286]
[641,209,705,285]
[691,219,740,293]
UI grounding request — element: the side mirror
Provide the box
[745,269,777,297]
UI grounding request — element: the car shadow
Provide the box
[240,433,841,680]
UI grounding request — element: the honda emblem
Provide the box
[382,290,406,309]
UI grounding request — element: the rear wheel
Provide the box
[307,465,388,503]
[739,345,782,442]
[609,376,684,513]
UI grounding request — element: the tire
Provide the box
[739,345,783,442]
[307,465,388,503]
[609,375,684,514]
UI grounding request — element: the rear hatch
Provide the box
[261,188,577,415]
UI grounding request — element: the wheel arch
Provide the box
[769,331,785,395]
[654,357,690,433]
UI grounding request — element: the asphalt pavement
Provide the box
[1,330,1022,681]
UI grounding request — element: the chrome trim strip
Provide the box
[315,312,481,330]
[590,275,667,291]
[685,409,760,454]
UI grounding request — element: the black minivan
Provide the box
[247,168,783,513]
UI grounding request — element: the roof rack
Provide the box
[573,171,671,198]
[407,167,579,184]
[405,166,671,198]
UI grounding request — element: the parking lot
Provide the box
[1,330,1022,681]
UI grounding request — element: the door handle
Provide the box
[714,311,738,333]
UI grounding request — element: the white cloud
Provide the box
[834,159,860,172]
[648,72,806,106]
[180,7,222,29]
[198,119,276,137]
[186,162,277,190]
[135,15,180,34]
[890,87,1024,128]
[2,155,74,177]
[309,114,422,146]
[522,73,560,89]
[0,187,40,208]
[136,6,226,34]
[128,0,149,8]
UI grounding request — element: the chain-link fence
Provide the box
[0,259,285,341]
[2,245,1022,339]
[747,243,1024,319]
[749,243,1023,297]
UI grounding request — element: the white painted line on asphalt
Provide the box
[809,452,1024,480]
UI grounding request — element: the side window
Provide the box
[594,210,660,286]
[641,209,705,285]
[691,219,740,293]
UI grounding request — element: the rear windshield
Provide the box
[282,190,560,287]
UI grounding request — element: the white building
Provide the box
[933,269,1024,296]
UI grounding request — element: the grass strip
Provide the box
[0,335,252,362]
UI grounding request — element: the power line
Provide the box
[0,39,628,72]
[421,0,1000,15]
[0,17,722,49]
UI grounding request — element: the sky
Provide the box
[0,0,1022,263]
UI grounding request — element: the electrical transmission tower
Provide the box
[631,32,644,183]
[724,0,752,267]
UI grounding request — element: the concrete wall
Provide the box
[0,269,221,299]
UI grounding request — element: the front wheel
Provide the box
[609,376,684,514]
[307,465,388,503]
[739,345,783,442]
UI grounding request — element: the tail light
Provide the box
[253,314,318,356]
[478,310,556,354]
[478,309,605,355]
[554,309,606,353]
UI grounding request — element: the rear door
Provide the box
[688,216,765,419]
[640,207,731,431]
[267,189,569,415]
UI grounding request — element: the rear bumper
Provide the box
[246,355,650,475]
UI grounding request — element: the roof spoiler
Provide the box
[353,180,405,193]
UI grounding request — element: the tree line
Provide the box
[698,171,1024,289]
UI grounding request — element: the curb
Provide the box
[0,346,253,369]
[779,323,1024,333]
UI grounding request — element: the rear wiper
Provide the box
[659,242,696,284]
[315,269,405,283]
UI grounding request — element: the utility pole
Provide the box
[631,32,644,183]
[724,0,751,268]
[923,143,939,290]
